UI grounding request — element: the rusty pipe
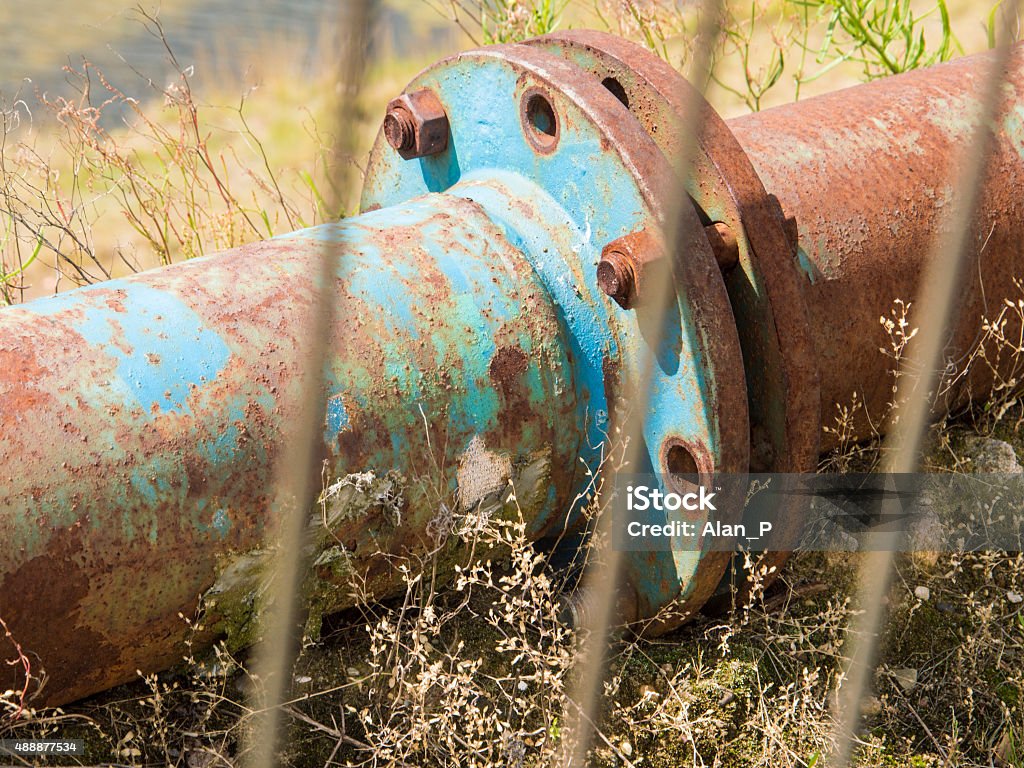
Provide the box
[0,191,586,705]
[1,41,745,706]
[3,35,1024,709]
[729,48,1024,449]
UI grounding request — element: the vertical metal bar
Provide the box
[243,3,373,765]
[557,8,724,764]
[830,14,1023,766]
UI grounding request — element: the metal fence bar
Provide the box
[243,4,373,766]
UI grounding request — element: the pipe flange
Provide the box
[526,30,821,623]
[362,41,750,626]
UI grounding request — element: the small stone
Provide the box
[893,667,918,692]
[862,696,882,717]
[963,436,1022,473]
[620,740,633,757]
[1007,590,1023,604]
[346,666,362,679]
[294,675,312,684]
[914,586,930,601]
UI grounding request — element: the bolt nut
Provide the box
[597,229,666,309]
[384,89,449,160]
[704,222,739,271]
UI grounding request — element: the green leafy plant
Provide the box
[808,0,957,81]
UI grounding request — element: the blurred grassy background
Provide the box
[0,0,1008,300]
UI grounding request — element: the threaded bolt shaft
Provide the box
[597,249,637,307]
[384,107,416,153]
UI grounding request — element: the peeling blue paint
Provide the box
[325,394,349,443]
[25,281,230,417]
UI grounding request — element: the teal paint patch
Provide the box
[325,394,349,442]
[25,281,230,417]
[796,246,818,284]
[211,508,231,539]
[1005,103,1024,162]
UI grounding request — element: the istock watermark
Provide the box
[611,473,1024,553]
[626,484,718,512]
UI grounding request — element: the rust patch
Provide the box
[0,525,119,706]
[488,345,528,391]
[0,347,52,414]
[104,292,127,313]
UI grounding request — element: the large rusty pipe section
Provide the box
[730,50,1024,448]
[0,192,585,705]
[2,33,1024,708]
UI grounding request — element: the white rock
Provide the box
[893,667,918,692]
[1008,591,1023,604]
[914,586,930,601]
[620,740,633,757]
[963,437,1022,473]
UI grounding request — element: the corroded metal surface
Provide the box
[360,41,751,627]
[529,30,821,476]
[730,46,1024,451]
[0,194,578,706]
[4,31,1024,710]
[1,38,751,707]
[361,42,749,490]
[527,29,817,627]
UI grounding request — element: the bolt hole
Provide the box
[601,77,630,109]
[664,441,702,496]
[522,90,559,152]
[666,443,699,477]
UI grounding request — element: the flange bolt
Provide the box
[384,88,450,160]
[384,108,416,153]
[597,229,666,309]
[597,249,637,308]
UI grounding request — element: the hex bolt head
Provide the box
[597,229,666,309]
[384,89,450,160]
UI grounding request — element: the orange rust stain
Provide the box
[0,347,53,413]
